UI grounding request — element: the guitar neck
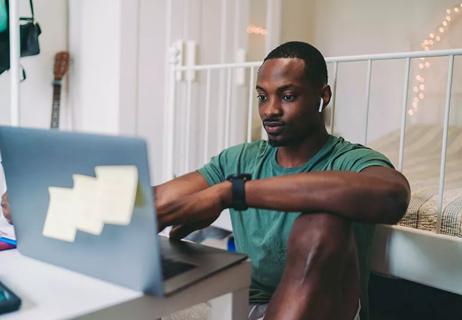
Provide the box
[50,80,62,129]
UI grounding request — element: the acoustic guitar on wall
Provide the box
[50,51,70,129]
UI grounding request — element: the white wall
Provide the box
[290,0,462,144]
[280,0,314,44]
[135,0,167,185]
[0,0,68,194]
[137,0,253,185]
[68,0,138,135]
[0,0,68,128]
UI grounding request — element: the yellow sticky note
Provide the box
[72,174,104,235]
[42,187,77,242]
[95,165,138,225]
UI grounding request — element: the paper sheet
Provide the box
[42,187,77,242]
[95,166,138,225]
[72,174,104,235]
[42,165,139,242]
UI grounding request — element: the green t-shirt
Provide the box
[198,135,393,318]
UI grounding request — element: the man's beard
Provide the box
[268,138,283,147]
[267,136,291,147]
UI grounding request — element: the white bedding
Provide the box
[370,125,462,237]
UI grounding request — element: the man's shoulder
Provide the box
[329,136,394,171]
[331,136,386,157]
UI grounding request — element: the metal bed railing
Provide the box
[165,48,462,233]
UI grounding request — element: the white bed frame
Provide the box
[165,47,462,296]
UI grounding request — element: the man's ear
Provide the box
[320,85,332,111]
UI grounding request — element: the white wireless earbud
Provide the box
[318,98,324,113]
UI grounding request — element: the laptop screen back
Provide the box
[0,126,164,295]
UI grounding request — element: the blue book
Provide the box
[0,237,16,246]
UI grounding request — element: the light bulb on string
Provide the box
[411,5,462,117]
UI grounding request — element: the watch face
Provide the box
[241,174,252,181]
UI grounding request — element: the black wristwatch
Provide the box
[226,173,252,211]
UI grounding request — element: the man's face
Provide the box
[256,58,323,147]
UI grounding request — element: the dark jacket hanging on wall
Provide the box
[0,0,41,75]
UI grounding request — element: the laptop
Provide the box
[0,126,246,296]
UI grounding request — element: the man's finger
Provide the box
[157,219,166,232]
[157,214,177,232]
[169,224,198,240]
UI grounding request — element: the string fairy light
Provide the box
[246,24,267,36]
[409,2,462,116]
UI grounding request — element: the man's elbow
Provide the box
[383,180,411,224]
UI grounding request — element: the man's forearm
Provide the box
[242,169,410,224]
[153,171,209,210]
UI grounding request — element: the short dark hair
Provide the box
[263,41,328,89]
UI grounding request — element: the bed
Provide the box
[370,124,462,237]
[369,124,462,295]
[165,47,462,296]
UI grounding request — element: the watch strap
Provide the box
[226,174,251,211]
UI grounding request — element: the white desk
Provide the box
[0,249,250,320]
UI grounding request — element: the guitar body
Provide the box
[51,51,69,129]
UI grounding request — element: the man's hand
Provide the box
[1,192,12,224]
[157,182,231,240]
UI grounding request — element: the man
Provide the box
[154,41,410,320]
[2,41,410,320]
